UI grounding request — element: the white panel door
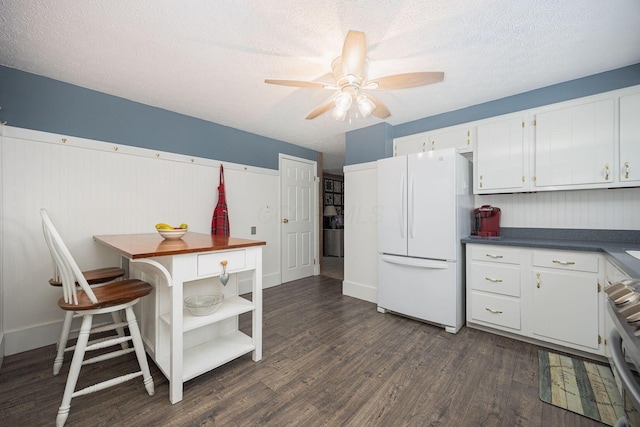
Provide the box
[620,92,640,183]
[281,157,316,283]
[534,99,614,187]
[532,270,600,349]
[409,150,456,260]
[377,155,407,256]
[476,115,527,193]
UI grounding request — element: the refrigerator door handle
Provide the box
[380,255,449,269]
[399,174,405,238]
[409,174,415,239]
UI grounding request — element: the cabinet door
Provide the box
[620,92,640,183]
[394,135,427,157]
[377,156,408,255]
[532,270,600,350]
[476,116,527,193]
[430,127,473,153]
[534,99,614,187]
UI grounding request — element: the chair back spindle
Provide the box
[40,209,97,305]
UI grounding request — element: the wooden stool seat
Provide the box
[49,267,125,287]
[58,279,152,311]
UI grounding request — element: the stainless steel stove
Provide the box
[607,294,640,426]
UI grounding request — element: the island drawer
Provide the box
[197,250,246,276]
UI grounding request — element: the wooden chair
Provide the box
[49,264,127,376]
[40,209,154,427]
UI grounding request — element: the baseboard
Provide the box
[3,314,112,356]
[343,280,377,303]
[0,333,4,367]
[238,271,281,295]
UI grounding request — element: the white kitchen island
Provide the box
[94,232,265,404]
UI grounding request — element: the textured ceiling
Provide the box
[1,0,639,174]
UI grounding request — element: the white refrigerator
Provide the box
[376,148,472,333]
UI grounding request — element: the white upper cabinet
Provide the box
[533,99,615,189]
[393,123,474,157]
[472,85,640,194]
[620,91,640,184]
[475,114,528,193]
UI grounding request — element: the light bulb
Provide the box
[331,106,348,121]
[357,95,375,118]
[334,92,352,111]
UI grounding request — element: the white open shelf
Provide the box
[155,331,255,382]
[159,296,254,332]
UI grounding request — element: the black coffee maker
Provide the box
[472,205,501,237]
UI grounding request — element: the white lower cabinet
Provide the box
[467,245,523,333]
[466,244,605,356]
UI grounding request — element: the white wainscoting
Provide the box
[1,126,281,355]
[343,162,378,303]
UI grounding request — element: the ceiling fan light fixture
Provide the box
[331,106,348,121]
[357,95,375,118]
[334,92,352,111]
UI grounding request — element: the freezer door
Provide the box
[377,156,408,256]
[377,254,460,329]
[408,150,457,260]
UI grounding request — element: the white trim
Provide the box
[343,161,377,173]
[2,125,279,176]
[343,280,377,303]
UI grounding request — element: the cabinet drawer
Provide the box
[469,245,521,265]
[532,250,599,273]
[468,263,521,297]
[470,292,521,330]
[197,250,245,276]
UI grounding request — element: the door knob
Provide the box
[282,218,288,223]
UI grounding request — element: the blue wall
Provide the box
[0,66,317,170]
[344,122,393,165]
[345,63,640,165]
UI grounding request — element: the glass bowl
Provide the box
[184,293,224,316]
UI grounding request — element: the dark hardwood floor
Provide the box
[0,275,603,426]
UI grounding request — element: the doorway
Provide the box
[280,155,317,283]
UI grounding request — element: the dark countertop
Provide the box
[461,228,640,278]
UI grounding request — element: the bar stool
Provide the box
[49,265,127,375]
[40,209,154,427]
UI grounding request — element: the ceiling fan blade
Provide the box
[265,79,332,89]
[306,97,335,120]
[341,30,367,77]
[369,72,444,90]
[365,94,391,119]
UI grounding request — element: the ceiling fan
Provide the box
[265,30,444,121]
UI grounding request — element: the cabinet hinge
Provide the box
[533,119,537,126]
[597,282,601,292]
[314,258,316,265]
[522,121,525,128]
[599,335,602,345]
[522,176,525,182]
[532,176,537,182]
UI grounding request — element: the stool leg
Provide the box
[125,306,154,396]
[54,311,74,376]
[56,313,92,427]
[110,310,129,349]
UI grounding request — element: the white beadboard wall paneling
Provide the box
[343,162,378,303]
[475,187,640,230]
[2,126,280,355]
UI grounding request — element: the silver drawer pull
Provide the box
[552,260,575,265]
[486,254,503,259]
[485,307,503,314]
[485,277,503,283]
